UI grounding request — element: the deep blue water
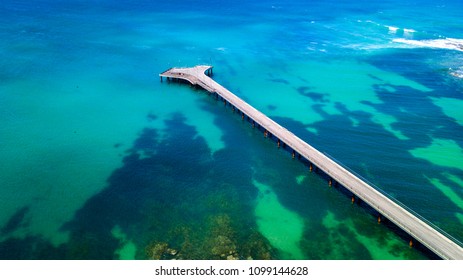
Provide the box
[0,0,462,259]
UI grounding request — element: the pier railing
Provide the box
[323,151,463,248]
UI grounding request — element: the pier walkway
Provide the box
[160,65,463,260]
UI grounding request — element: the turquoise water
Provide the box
[0,0,462,259]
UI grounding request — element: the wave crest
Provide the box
[450,68,463,79]
[393,38,463,52]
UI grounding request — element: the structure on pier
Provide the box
[160,65,463,260]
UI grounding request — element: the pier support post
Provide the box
[242,113,245,120]
[156,66,463,261]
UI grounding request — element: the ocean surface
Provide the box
[0,0,462,259]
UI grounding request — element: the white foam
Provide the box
[450,68,463,79]
[393,38,463,52]
[403,28,416,38]
[361,20,417,37]
[403,28,416,34]
[386,25,399,34]
[343,42,400,51]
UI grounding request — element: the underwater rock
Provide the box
[227,254,239,260]
[146,242,168,260]
[146,242,180,260]
[240,231,275,260]
[166,248,178,256]
[211,235,236,258]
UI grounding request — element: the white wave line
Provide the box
[393,38,463,52]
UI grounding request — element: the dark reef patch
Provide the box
[268,78,290,85]
[0,111,273,259]
[1,206,30,235]
[297,86,329,103]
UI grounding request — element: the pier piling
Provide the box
[159,65,463,260]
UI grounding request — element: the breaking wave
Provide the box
[450,68,463,79]
[392,38,463,52]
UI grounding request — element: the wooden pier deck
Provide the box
[160,65,463,260]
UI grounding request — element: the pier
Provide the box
[160,65,463,260]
